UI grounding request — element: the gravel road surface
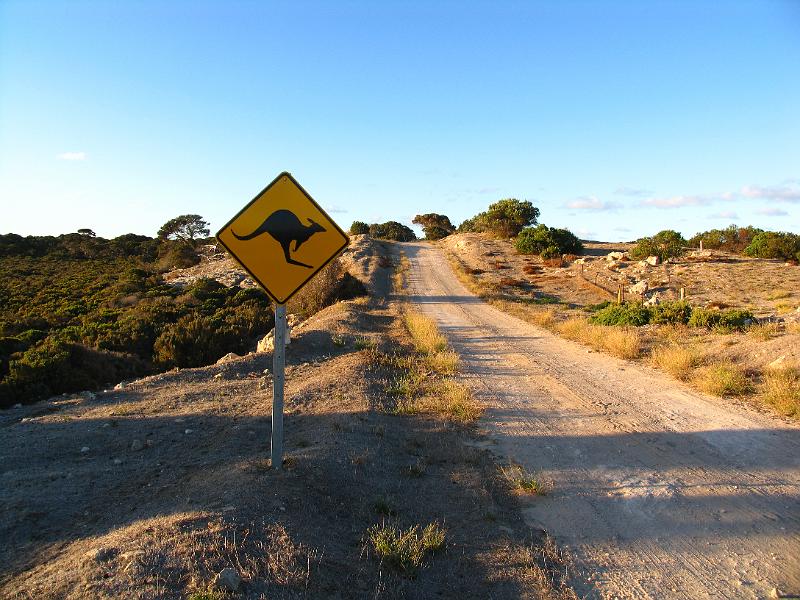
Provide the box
[404,241,800,599]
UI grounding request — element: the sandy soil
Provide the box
[403,241,800,599]
[0,237,571,599]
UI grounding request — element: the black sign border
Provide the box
[215,171,350,305]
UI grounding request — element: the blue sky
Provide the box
[1,0,799,241]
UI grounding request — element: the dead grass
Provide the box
[420,380,482,422]
[694,361,753,397]
[766,289,793,300]
[761,365,800,417]
[748,322,782,341]
[556,318,641,359]
[651,344,703,380]
[388,308,482,424]
[405,311,448,354]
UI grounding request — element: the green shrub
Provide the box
[516,224,583,256]
[687,307,754,330]
[0,338,149,408]
[156,242,200,271]
[650,301,693,325]
[744,231,800,262]
[589,303,651,326]
[630,230,686,261]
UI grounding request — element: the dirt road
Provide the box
[403,242,800,599]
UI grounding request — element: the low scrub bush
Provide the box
[589,303,651,326]
[630,230,686,261]
[687,308,754,331]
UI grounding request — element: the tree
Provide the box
[412,213,455,240]
[744,231,800,262]
[368,221,417,241]
[462,199,540,238]
[349,221,370,235]
[515,224,583,256]
[630,230,686,261]
[77,228,96,237]
[157,214,210,246]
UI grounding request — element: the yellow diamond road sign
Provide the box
[216,172,349,304]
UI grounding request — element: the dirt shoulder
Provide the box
[1,239,572,599]
[403,241,800,599]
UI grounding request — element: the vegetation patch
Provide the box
[366,522,446,576]
[651,344,702,380]
[762,365,800,417]
[694,361,752,397]
[500,464,547,495]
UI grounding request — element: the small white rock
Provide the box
[80,446,90,453]
[214,568,241,592]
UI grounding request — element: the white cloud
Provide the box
[57,151,87,161]
[709,211,738,219]
[566,196,619,211]
[614,186,651,197]
[741,184,800,203]
[642,195,713,208]
[326,205,348,214]
[755,207,789,216]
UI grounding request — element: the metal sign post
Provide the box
[215,171,349,470]
[271,304,286,469]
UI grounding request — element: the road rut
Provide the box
[404,242,800,599]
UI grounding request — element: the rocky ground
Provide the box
[0,237,573,599]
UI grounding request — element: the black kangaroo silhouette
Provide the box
[232,209,326,269]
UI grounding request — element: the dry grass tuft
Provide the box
[500,464,547,495]
[421,380,481,422]
[529,308,557,330]
[748,322,782,341]
[366,522,445,576]
[766,289,792,300]
[404,312,448,354]
[762,365,800,417]
[556,318,640,359]
[694,361,752,397]
[603,327,641,359]
[651,344,702,380]
[425,348,460,375]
